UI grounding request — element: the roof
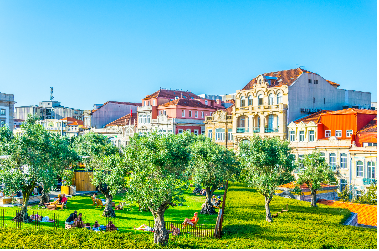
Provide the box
[225,100,235,115]
[92,101,142,114]
[357,117,377,133]
[242,68,339,90]
[60,117,84,126]
[160,98,220,109]
[293,110,331,124]
[105,112,138,127]
[143,89,201,100]
[327,108,377,115]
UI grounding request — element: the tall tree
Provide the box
[239,135,295,222]
[73,132,120,216]
[189,136,240,214]
[123,132,194,246]
[0,116,78,222]
[296,151,336,207]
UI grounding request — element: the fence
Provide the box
[147,220,214,238]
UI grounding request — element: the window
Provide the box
[215,128,225,141]
[313,97,315,103]
[210,112,212,116]
[335,130,342,137]
[314,80,318,84]
[356,190,362,199]
[146,114,151,123]
[277,92,282,104]
[182,110,185,117]
[186,129,191,133]
[0,109,5,116]
[298,155,304,170]
[299,131,305,142]
[329,153,336,170]
[248,96,253,106]
[308,79,312,83]
[147,101,150,106]
[346,130,353,137]
[320,152,325,159]
[194,129,199,136]
[340,179,347,191]
[208,129,213,139]
[144,101,146,106]
[325,130,331,137]
[201,111,204,118]
[178,129,183,134]
[290,131,295,141]
[258,94,263,105]
[324,98,325,104]
[0,120,5,127]
[228,128,233,141]
[340,153,347,168]
[367,161,375,179]
[240,96,245,107]
[356,161,364,177]
[195,111,198,118]
[309,130,315,141]
[153,100,156,106]
[268,94,274,105]
[363,142,377,147]
[205,100,208,105]
[189,110,192,117]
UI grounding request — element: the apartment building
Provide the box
[0,92,15,131]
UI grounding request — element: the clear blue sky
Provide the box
[0,0,376,110]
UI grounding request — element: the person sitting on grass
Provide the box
[106,220,118,231]
[92,220,101,231]
[182,212,199,227]
[60,194,68,209]
[134,224,153,231]
[84,223,91,230]
[73,213,84,228]
[65,210,77,225]
[170,223,180,236]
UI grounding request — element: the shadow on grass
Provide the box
[223,223,263,236]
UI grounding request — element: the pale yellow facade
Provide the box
[204,110,233,149]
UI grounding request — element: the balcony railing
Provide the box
[253,127,260,133]
[264,127,279,133]
[236,127,249,133]
[363,178,377,185]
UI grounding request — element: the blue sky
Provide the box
[0,0,376,110]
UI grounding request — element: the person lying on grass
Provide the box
[30,214,42,221]
[134,224,153,231]
[170,223,180,236]
[182,212,198,227]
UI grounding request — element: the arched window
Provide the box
[268,94,274,105]
[248,95,253,106]
[356,161,364,177]
[277,92,283,104]
[258,94,263,105]
[240,96,245,107]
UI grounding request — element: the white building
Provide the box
[0,92,15,131]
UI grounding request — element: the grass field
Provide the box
[0,183,376,249]
[0,188,223,232]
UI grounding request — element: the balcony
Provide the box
[363,178,377,185]
[253,127,260,133]
[236,127,249,133]
[137,106,152,112]
[264,127,279,133]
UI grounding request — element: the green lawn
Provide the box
[0,183,376,249]
[0,188,223,232]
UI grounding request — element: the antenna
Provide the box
[50,87,54,101]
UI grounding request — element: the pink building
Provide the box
[137,89,225,135]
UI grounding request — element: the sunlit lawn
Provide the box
[1,187,224,233]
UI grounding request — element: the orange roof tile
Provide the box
[105,113,138,127]
[292,110,331,124]
[358,117,377,133]
[60,117,84,126]
[143,89,201,100]
[327,108,377,115]
[242,68,339,90]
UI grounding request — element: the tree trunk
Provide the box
[265,196,272,222]
[19,192,32,223]
[39,188,50,207]
[152,208,169,246]
[200,187,216,215]
[310,189,318,207]
[102,192,116,217]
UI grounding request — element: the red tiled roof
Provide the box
[160,98,219,109]
[358,117,377,133]
[293,110,331,124]
[143,89,201,100]
[327,108,377,115]
[242,68,339,90]
[105,113,138,127]
[60,117,84,126]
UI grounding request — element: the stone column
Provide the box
[248,115,254,134]
[259,114,265,134]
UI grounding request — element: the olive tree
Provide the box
[239,135,295,222]
[189,136,240,215]
[123,132,194,246]
[73,132,120,216]
[296,151,336,207]
[0,116,78,222]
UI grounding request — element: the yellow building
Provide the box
[204,106,234,149]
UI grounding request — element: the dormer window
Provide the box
[205,100,208,105]
[325,130,331,137]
